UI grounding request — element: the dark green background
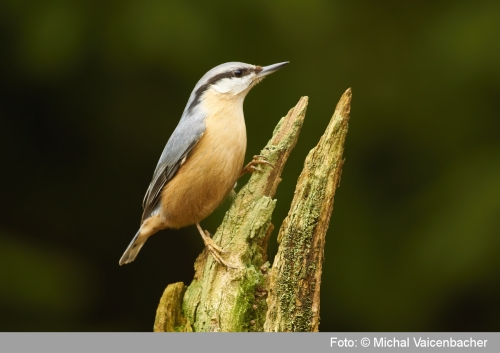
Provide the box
[1,0,500,331]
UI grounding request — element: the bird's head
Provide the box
[185,61,288,114]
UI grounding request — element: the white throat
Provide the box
[211,76,255,95]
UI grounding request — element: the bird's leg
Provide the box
[195,223,235,269]
[239,155,274,178]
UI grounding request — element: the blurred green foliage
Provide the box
[1,0,500,331]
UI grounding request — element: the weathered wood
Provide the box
[264,88,352,332]
[154,97,308,331]
[153,282,189,332]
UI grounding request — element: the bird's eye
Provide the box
[233,69,243,77]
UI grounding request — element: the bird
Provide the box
[119,61,289,267]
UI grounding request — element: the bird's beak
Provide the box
[256,61,289,78]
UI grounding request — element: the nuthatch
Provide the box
[119,61,288,267]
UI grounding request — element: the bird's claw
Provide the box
[203,230,226,253]
[240,155,274,177]
[196,223,236,269]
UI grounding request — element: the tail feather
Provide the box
[119,230,147,265]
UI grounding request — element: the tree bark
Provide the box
[264,88,351,332]
[154,89,351,332]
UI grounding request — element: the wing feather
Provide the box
[141,112,206,222]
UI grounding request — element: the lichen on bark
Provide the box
[264,89,351,332]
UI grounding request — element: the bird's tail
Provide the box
[119,230,147,265]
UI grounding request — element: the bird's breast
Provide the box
[160,96,247,228]
[197,89,248,181]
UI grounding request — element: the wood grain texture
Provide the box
[264,89,352,332]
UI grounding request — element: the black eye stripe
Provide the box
[186,67,258,114]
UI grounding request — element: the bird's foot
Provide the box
[239,155,274,177]
[195,223,236,269]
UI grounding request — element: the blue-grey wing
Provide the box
[141,113,206,222]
